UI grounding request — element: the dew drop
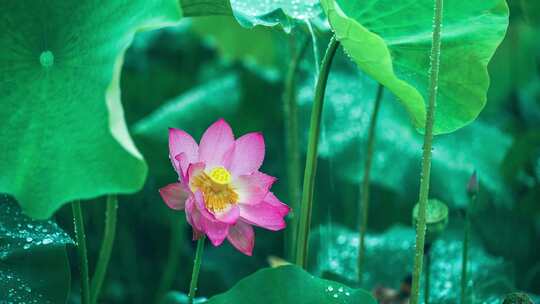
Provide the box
[39,50,54,68]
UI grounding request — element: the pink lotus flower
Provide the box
[159,119,290,255]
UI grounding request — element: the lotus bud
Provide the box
[466,171,478,198]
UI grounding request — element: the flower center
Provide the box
[209,166,231,185]
[191,166,238,213]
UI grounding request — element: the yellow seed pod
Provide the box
[209,166,232,185]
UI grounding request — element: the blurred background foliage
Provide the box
[7,0,538,302]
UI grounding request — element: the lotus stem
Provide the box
[295,35,340,268]
[72,200,90,304]
[284,36,310,262]
[188,236,206,304]
[410,0,443,303]
[91,195,118,304]
[357,83,384,283]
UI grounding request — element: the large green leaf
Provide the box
[0,195,73,303]
[206,265,376,304]
[191,16,286,73]
[0,1,181,218]
[181,0,232,17]
[310,225,515,303]
[320,0,509,134]
[298,57,512,208]
[229,0,322,31]
[160,292,206,304]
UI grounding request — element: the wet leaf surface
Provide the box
[229,0,322,31]
[0,195,73,303]
[310,224,516,303]
[207,265,376,304]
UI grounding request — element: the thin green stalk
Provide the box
[90,195,118,304]
[410,0,443,303]
[72,200,90,304]
[295,36,340,268]
[155,213,184,303]
[425,249,431,304]
[357,83,384,283]
[188,236,206,304]
[284,36,310,262]
[461,198,472,303]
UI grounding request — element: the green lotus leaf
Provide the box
[191,16,286,73]
[207,265,376,304]
[0,0,181,218]
[229,0,322,32]
[298,57,512,208]
[160,291,207,304]
[0,195,73,303]
[310,225,515,303]
[181,0,232,17]
[320,0,509,134]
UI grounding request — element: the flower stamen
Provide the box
[191,166,238,213]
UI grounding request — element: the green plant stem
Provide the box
[410,0,443,303]
[188,236,206,304]
[72,200,90,304]
[90,195,118,304]
[295,36,340,268]
[155,213,184,304]
[284,36,310,262]
[357,83,384,283]
[461,197,472,304]
[425,249,431,304]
